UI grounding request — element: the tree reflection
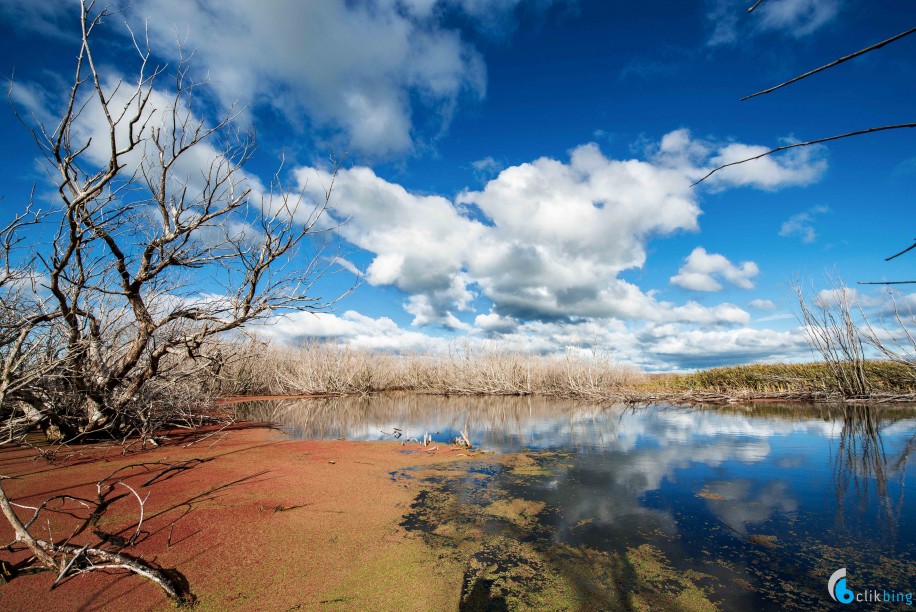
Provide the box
[832,404,914,539]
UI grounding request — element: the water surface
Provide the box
[237,395,916,609]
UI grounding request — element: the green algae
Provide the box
[397,451,722,611]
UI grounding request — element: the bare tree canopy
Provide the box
[0,0,348,444]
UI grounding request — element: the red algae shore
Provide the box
[0,424,479,610]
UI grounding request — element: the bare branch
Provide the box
[885,239,916,262]
[692,123,916,186]
[857,281,916,285]
[747,0,765,13]
[0,477,58,567]
[742,26,916,101]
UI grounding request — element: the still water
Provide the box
[238,395,916,610]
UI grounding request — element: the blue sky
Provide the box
[1,0,914,370]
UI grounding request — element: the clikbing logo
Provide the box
[829,568,854,604]
[828,568,913,606]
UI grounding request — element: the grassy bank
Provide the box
[643,362,916,397]
[213,342,916,403]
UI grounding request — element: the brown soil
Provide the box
[0,424,479,611]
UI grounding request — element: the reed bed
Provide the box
[211,341,916,404]
[215,341,644,398]
[646,362,916,396]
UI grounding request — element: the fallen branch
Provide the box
[0,461,198,604]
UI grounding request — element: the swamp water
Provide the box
[237,395,916,610]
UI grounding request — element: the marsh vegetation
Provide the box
[214,340,916,403]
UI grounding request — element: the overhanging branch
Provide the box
[885,239,916,261]
[742,26,916,101]
[691,122,916,186]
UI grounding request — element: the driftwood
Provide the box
[0,460,198,605]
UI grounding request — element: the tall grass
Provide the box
[647,362,916,395]
[214,341,644,398]
[211,340,916,402]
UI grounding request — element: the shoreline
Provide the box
[219,389,916,407]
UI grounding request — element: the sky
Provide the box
[0,0,914,370]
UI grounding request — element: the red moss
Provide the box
[0,424,468,610]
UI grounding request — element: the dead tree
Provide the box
[793,279,870,397]
[0,206,69,442]
[1,0,347,442]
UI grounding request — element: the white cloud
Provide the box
[671,247,760,292]
[295,164,485,328]
[112,0,569,158]
[705,0,741,47]
[7,81,58,127]
[814,286,885,310]
[705,143,827,191]
[134,0,483,157]
[649,129,827,190]
[256,308,810,371]
[6,0,561,158]
[258,310,449,353]
[470,155,504,182]
[780,204,829,243]
[705,0,839,46]
[637,324,810,369]
[475,311,520,334]
[749,299,777,310]
[0,0,76,41]
[297,131,825,329]
[405,294,474,331]
[754,0,839,38]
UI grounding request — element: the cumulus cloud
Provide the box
[122,0,570,157]
[780,204,829,243]
[749,299,777,310]
[705,143,827,190]
[4,0,567,157]
[257,308,810,370]
[651,129,827,190]
[670,247,759,292]
[298,130,823,329]
[814,286,885,310]
[127,0,483,157]
[705,0,839,46]
[257,310,449,353]
[475,311,520,334]
[637,324,810,369]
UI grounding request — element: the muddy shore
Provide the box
[0,424,483,610]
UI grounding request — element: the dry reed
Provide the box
[211,340,916,403]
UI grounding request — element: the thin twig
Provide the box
[885,240,916,262]
[692,123,916,186]
[742,27,916,100]
[52,542,89,589]
[117,482,148,546]
[857,281,916,285]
